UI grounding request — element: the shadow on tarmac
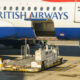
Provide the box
[0,71,28,80]
[0,46,80,80]
[59,46,80,57]
[0,49,20,60]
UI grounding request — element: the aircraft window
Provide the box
[22,7,25,10]
[10,7,12,10]
[59,7,62,11]
[28,7,31,11]
[53,7,56,11]
[4,6,6,10]
[34,7,37,11]
[47,7,49,11]
[16,7,18,10]
[40,7,43,11]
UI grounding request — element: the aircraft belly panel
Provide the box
[0,27,35,39]
[55,28,80,40]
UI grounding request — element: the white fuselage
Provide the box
[0,0,80,40]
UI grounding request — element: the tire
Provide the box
[41,61,45,70]
[60,58,63,64]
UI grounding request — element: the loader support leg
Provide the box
[24,38,28,59]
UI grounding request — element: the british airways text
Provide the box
[0,11,68,20]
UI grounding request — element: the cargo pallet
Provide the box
[2,58,62,72]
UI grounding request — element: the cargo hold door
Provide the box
[32,19,56,37]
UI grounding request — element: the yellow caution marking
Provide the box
[69,65,75,68]
[61,65,76,71]
[61,67,72,71]
[78,62,80,64]
[0,58,3,67]
[53,64,76,71]
[54,67,63,71]
[3,67,41,72]
[0,64,3,67]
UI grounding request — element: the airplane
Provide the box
[0,0,80,40]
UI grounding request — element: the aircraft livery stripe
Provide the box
[43,0,80,2]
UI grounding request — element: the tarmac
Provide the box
[0,46,80,80]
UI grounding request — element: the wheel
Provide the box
[60,58,63,64]
[41,61,45,70]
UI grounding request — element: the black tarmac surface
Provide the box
[0,46,80,80]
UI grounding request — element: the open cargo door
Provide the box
[32,19,56,37]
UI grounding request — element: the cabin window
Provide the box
[53,7,56,11]
[47,7,49,11]
[22,7,25,10]
[16,7,18,10]
[28,7,31,11]
[40,7,43,11]
[10,6,12,10]
[34,7,37,11]
[59,7,62,11]
[4,6,6,10]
